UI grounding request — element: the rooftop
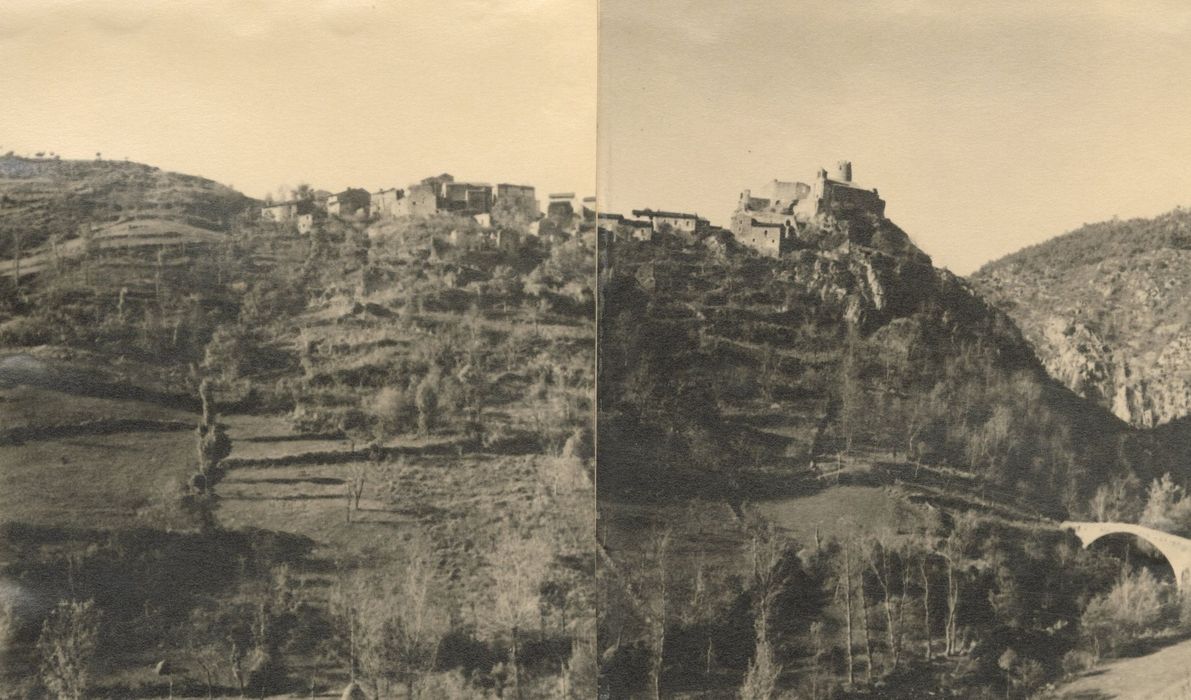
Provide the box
[632,209,704,220]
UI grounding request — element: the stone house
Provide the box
[596,211,623,229]
[327,188,371,218]
[494,183,539,222]
[625,219,653,241]
[598,212,653,242]
[262,198,319,228]
[370,188,405,218]
[374,174,503,220]
[261,201,296,222]
[631,209,710,237]
[392,182,439,217]
[440,180,494,215]
[547,192,578,221]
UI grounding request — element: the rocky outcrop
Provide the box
[971,209,1191,427]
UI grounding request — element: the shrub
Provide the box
[196,423,232,475]
[1178,586,1191,632]
[1081,568,1176,655]
[37,599,101,700]
[739,636,781,700]
[415,372,440,435]
[418,669,490,698]
[370,386,415,437]
[1060,649,1097,678]
[0,316,52,346]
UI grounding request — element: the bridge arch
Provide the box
[1062,521,1191,589]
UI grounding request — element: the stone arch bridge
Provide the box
[1062,521,1191,588]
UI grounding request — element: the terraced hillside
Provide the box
[596,221,1191,697]
[0,155,250,261]
[598,226,1135,512]
[0,162,595,697]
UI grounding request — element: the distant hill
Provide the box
[0,154,252,260]
[970,208,1191,427]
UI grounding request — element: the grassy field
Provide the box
[0,390,592,697]
[0,384,193,429]
[0,428,192,531]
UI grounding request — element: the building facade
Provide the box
[372,175,531,222]
[631,209,710,236]
[495,183,539,215]
[371,188,405,218]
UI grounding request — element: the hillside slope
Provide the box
[0,154,252,261]
[595,220,1179,699]
[971,208,1191,427]
[0,161,595,696]
[599,221,1167,518]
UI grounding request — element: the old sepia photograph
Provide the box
[596,2,1191,699]
[0,1,594,698]
[6,0,1191,698]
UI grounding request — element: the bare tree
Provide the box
[741,527,786,700]
[184,607,228,699]
[357,538,446,699]
[330,570,366,688]
[596,530,671,700]
[940,513,976,655]
[345,462,367,522]
[916,544,934,661]
[37,599,100,700]
[867,532,909,674]
[483,527,552,700]
[858,560,875,683]
[833,535,857,687]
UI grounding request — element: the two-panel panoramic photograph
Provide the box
[3,1,1191,698]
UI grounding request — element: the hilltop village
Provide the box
[599,160,897,259]
[260,173,597,240]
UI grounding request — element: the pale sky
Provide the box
[0,0,595,202]
[599,1,1191,274]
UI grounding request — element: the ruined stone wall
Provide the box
[823,182,885,219]
[372,189,403,217]
[653,215,698,233]
[394,184,438,217]
[730,211,791,257]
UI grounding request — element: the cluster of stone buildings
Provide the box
[597,208,711,242]
[729,161,886,257]
[257,161,886,258]
[259,174,545,234]
[597,161,889,258]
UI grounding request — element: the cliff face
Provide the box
[970,209,1191,427]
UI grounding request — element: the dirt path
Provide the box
[1059,637,1191,699]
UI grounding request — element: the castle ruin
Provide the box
[731,161,886,257]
